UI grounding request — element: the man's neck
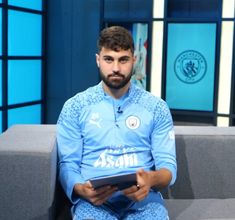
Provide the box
[102,82,130,99]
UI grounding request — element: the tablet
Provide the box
[89,172,137,190]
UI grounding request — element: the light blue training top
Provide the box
[57,82,177,204]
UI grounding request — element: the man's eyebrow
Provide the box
[119,56,131,60]
[103,55,113,59]
[102,55,131,60]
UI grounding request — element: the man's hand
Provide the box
[73,182,117,206]
[122,168,172,201]
[122,169,151,201]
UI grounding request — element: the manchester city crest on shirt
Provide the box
[174,50,207,84]
[126,116,140,130]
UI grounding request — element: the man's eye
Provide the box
[119,58,129,64]
[104,57,113,63]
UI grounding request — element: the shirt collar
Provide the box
[97,81,135,101]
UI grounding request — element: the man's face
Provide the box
[96,47,135,90]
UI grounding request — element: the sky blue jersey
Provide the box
[57,82,177,204]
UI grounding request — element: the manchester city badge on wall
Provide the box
[174,50,207,84]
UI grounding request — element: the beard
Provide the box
[99,69,133,90]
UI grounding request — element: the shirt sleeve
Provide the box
[151,100,177,186]
[56,99,85,204]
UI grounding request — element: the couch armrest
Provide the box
[0,125,57,220]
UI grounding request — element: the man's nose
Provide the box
[112,61,120,72]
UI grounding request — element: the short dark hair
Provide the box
[97,26,134,54]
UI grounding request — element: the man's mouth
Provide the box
[109,73,124,79]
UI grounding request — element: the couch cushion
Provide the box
[165,199,235,220]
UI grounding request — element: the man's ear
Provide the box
[96,54,100,68]
[133,55,137,64]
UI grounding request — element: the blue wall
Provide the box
[46,0,101,123]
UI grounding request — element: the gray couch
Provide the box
[0,125,235,220]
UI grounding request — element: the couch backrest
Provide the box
[164,126,235,199]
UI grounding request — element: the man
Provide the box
[57,26,177,219]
